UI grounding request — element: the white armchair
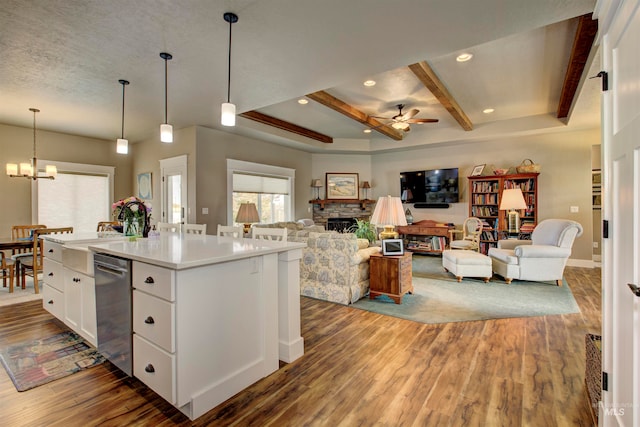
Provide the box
[488,219,583,286]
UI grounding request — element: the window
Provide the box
[34,161,114,233]
[227,160,295,225]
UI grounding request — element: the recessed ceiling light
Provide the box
[363,80,376,87]
[363,129,372,133]
[483,108,495,114]
[297,98,309,105]
[456,53,473,62]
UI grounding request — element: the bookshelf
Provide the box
[468,172,539,254]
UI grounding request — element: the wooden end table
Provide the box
[369,252,413,304]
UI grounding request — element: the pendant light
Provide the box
[160,52,173,142]
[116,79,130,154]
[221,12,238,126]
[6,108,56,180]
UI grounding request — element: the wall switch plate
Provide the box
[202,207,209,215]
[570,206,579,213]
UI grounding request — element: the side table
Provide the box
[369,252,413,304]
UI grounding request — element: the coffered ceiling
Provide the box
[0,0,600,154]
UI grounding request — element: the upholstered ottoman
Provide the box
[442,249,492,282]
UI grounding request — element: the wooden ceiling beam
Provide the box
[556,13,598,119]
[306,91,404,141]
[239,110,333,144]
[408,61,473,131]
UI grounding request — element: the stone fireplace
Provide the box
[311,200,375,230]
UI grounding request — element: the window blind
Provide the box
[233,173,289,195]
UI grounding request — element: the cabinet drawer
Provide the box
[43,240,63,263]
[133,262,175,301]
[133,290,175,353]
[43,258,64,291]
[133,334,176,404]
[42,284,64,320]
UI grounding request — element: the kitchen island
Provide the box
[87,233,305,420]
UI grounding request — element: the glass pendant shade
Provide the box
[117,138,129,154]
[221,102,236,126]
[20,163,32,176]
[6,163,18,176]
[45,164,57,178]
[160,123,173,142]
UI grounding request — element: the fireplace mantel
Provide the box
[309,199,374,211]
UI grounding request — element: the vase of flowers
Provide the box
[112,196,152,237]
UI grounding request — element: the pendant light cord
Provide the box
[227,18,233,103]
[121,82,126,138]
[164,57,168,123]
[32,109,37,159]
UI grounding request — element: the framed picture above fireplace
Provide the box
[326,173,359,200]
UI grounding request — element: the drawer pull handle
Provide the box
[144,316,155,324]
[48,272,53,276]
[48,300,54,304]
[144,276,154,284]
[48,249,54,253]
[145,364,155,373]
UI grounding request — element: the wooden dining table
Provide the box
[0,237,33,251]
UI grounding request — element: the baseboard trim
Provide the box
[567,259,596,268]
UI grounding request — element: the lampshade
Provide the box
[221,12,239,127]
[500,188,527,233]
[362,181,371,189]
[499,188,527,210]
[160,52,173,143]
[235,202,259,234]
[311,179,322,188]
[370,195,407,239]
[45,164,57,178]
[117,138,128,154]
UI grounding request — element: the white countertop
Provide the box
[43,232,127,245]
[88,234,305,270]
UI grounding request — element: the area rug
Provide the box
[352,254,580,324]
[0,277,42,307]
[0,331,105,391]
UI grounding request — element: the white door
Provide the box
[160,155,187,225]
[599,0,640,425]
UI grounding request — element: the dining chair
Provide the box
[97,221,120,232]
[251,227,288,242]
[1,252,15,293]
[183,223,207,235]
[216,224,243,238]
[157,222,181,233]
[20,227,73,294]
[10,224,47,290]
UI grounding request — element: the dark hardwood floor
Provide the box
[0,266,600,426]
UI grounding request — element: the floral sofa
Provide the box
[256,222,380,304]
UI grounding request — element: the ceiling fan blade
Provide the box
[369,115,394,120]
[401,108,419,121]
[406,118,439,123]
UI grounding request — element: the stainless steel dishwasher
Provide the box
[94,253,132,376]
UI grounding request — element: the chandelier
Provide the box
[6,108,57,180]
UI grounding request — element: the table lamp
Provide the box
[370,195,407,239]
[361,181,371,200]
[401,188,413,202]
[499,188,527,233]
[311,179,323,200]
[235,202,259,234]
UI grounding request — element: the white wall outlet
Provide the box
[570,206,579,213]
[593,241,599,248]
[202,207,209,215]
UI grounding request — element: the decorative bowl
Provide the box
[494,168,509,175]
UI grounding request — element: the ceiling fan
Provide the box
[371,104,438,132]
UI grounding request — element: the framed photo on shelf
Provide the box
[471,164,485,176]
[326,172,359,200]
[137,172,152,199]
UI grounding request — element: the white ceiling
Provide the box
[0,0,600,154]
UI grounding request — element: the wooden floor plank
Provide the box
[0,266,599,426]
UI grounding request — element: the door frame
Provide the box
[160,155,188,224]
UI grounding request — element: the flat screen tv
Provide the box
[400,168,459,204]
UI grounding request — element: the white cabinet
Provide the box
[42,245,64,320]
[42,282,64,319]
[63,268,97,346]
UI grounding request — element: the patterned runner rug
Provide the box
[0,330,105,391]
